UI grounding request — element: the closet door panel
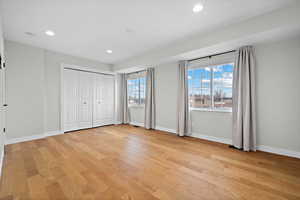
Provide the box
[93,74,104,127]
[103,76,114,123]
[64,69,114,131]
[63,69,79,132]
[93,74,114,127]
[78,71,93,129]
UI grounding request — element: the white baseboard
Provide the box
[44,130,63,137]
[155,126,232,145]
[0,149,4,179]
[155,126,176,134]
[257,145,300,159]
[5,134,45,145]
[130,122,144,127]
[5,130,63,145]
[153,125,300,159]
[191,132,233,145]
[6,125,300,159]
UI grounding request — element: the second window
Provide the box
[127,76,146,106]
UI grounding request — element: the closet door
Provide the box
[78,71,93,129]
[102,75,114,124]
[93,74,114,127]
[93,74,103,127]
[63,69,79,132]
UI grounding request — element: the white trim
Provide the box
[191,132,232,145]
[152,125,300,159]
[4,125,300,159]
[0,149,4,179]
[5,130,63,145]
[60,65,65,134]
[155,126,176,134]
[130,121,144,127]
[5,134,45,145]
[44,130,64,137]
[155,126,232,145]
[257,145,300,159]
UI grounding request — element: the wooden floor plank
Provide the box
[1,125,300,200]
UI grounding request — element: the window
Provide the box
[127,77,146,106]
[188,63,234,112]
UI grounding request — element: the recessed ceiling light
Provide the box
[193,3,204,13]
[45,30,55,36]
[106,50,113,54]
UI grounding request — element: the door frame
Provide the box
[60,63,115,133]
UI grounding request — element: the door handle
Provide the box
[3,104,8,107]
[83,102,87,104]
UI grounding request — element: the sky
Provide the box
[188,63,233,98]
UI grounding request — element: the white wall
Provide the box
[0,15,5,167]
[129,107,144,126]
[6,41,45,140]
[255,37,300,152]
[155,62,178,130]
[5,40,112,139]
[190,111,232,141]
[130,36,300,153]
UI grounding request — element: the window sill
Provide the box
[190,108,232,113]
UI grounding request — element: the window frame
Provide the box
[127,75,146,108]
[188,62,234,113]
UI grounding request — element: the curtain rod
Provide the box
[188,50,236,62]
[127,69,146,75]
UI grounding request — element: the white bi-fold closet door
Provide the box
[93,74,114,127]
[63,68,114,132]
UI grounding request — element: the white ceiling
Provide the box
[0,0,296,64]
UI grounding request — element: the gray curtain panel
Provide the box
[144,68,156,129]
[177,61,189,136]
[232,46,257,151]
[115,73,129,124]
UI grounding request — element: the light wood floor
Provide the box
[1,125,300,200]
